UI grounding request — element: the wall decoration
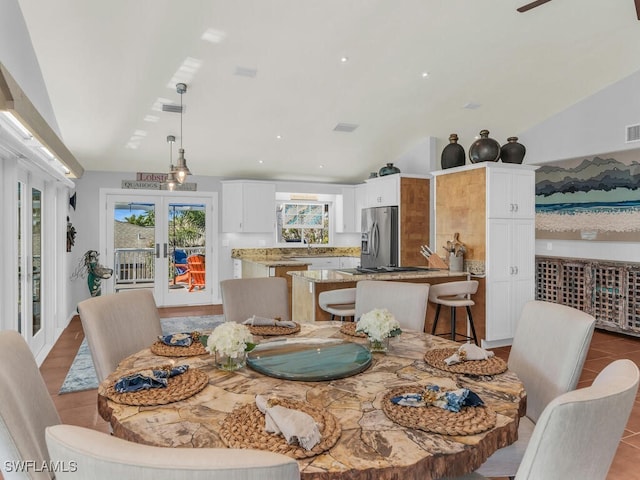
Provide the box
[66,216,76,252]
[535,154,640,241]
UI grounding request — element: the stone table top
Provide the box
[289,269,468,284]
[98,323,525,480]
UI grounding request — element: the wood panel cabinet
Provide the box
[536,256,640,337]
[433,163,538,347]
[221,181,276,233]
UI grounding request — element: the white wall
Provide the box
[519,68,640,263]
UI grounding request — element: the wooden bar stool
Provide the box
[319,288,356,321]
[429,280,479,345]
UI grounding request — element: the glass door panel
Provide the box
[17,170,45,356]
[32,186,42,337]
[164,200,209,305]
[112,201,157,293]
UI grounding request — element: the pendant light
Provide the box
[174,82,192,184]
[165,135,178,191]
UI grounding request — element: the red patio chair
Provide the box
[187,255,206,291]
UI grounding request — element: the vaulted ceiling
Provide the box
[17,0,640,183]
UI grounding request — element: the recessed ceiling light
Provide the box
[340,56,349,63]
[319,164,324,169]
[276,135,282,140]
[421,72,430,78]
[258,159,264,164]
[143,115,159,123]
[201,28,227,44]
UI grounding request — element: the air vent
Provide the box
[162,104,184,114]
[234,66,257,78]
[333,123,358,133]
[626,124,640,143]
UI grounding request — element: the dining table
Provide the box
[97,322,526,480]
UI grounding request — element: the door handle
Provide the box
[155,243,160,258]
[163,243,168,258]
[372,222,379,258]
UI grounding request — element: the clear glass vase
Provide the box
[368,337,389,353]
[215,350,246,371]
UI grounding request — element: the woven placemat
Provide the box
[150,340,208,357]
[219,398,341,459]
[104,365,209,406]
[247,322,301,336]
[339,322,366,338]
[382,385,497,436]
[424,348,508,376]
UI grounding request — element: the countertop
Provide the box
[289,268,468,283]
[232,246,361,267]
[241,258,312,267]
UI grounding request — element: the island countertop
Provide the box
[289,268,466,283]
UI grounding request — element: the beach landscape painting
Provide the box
[535,154,640,241]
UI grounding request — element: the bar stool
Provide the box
[319,288,356,321]
[429,280,479,345]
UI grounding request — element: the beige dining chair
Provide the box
[442,359,639,480]
[318,288,356,321]
[0,330,300,480]
[355,280,430,332]
[475,300,596,478]
[77,289,163,383]
[220,277,290,323]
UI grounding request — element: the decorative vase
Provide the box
[500,137,526,164]
[378,163,401,176]
[468,129,500,163]
[441,133,466,169]
[215,351,246,371]
[368,337,390,353]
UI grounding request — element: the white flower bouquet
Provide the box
[356,308,401,343]
[205,322,255,370]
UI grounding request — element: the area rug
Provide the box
[58,315,225,394]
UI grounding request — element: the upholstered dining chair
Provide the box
[0,330,300,480]
[77,289,163,383]
[441,359,639,480]
[355,280,430,332]
[220,277,290,324]
[474,300,596,478]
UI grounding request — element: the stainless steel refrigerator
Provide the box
[360,206,398,268]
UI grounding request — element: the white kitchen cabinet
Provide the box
[222,181,276,233]
[487,168,536,219]
[432,162,538,347]
[485,218,536,342]
[336,186,358,233]
[364,174,399,207]
[339,256,360,268]
[291,256,341,270]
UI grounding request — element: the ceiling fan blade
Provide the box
[517,0,553,13]
[635,0,640,20]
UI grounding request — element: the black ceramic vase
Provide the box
[468,129,500,163]
[379,163,401,176]
[500,137,526,164]
[441,133,466,169]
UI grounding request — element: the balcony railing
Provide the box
[114,247,205,286]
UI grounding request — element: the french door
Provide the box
[102,190,216,306]
[17,171,46,355]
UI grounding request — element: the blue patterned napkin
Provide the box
[158,333,193,347]
[114,365,189,393]
[391,384,484,412]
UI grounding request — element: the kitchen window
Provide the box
[277,202,330,245]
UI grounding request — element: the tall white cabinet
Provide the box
[433,163,538,347]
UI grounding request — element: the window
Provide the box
[277,202,330,245]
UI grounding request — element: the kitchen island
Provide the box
[290,269,470,332]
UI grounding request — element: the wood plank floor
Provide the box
[37,307,640,480]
